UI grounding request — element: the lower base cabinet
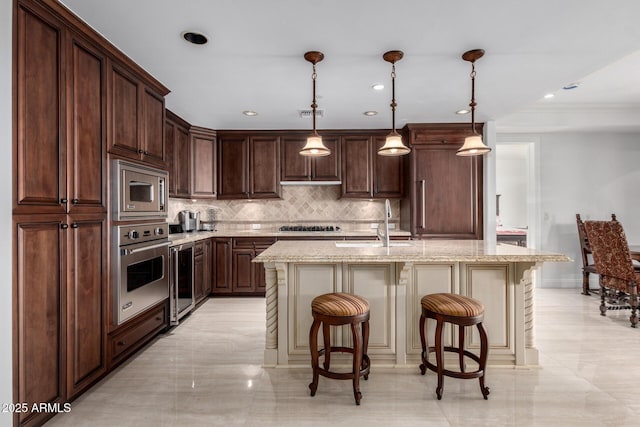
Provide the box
[212,237,275,295]
[194,239,212,304]
[108,302,168,368]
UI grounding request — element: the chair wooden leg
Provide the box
[581,271,590,295]
[322,322,331,370]
[351,322,363,405]
[477,322,491,399]
[629,290,638,328]
[458,325,465,373]
[419,314,427,375]
[434,318,444,400]
[309,319,321,396]
[600,283,607,316]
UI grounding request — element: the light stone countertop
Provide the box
[253,239,571,263]
[168,229,412,246]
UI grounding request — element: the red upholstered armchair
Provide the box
[584,218,639,327]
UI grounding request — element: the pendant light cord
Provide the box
[311,64,318,135]
[469,62,477,135]
[390,63,397,133]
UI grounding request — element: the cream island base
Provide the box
[254,240,570,368]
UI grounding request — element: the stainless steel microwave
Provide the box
[112,160,168,220]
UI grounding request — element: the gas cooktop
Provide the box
[279,225,341,232]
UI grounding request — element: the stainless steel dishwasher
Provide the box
[169,242,195,325]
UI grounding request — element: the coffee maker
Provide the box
[179,210,200,232]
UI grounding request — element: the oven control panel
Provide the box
[118,222,169,246]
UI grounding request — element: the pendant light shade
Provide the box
[378,50,410,157]
[300,51,330,157]
[456,49,491,157]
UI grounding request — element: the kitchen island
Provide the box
[254,240,570,368]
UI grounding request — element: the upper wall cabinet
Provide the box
[217,131,281,199]
[281,134,341,182]
[14,2,107,216]
[108,61,168,169]
[341,132,404,199]
[190,126,217,199]
[402,123,483,239]
[165,109,191,198]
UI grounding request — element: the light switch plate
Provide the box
[252,224,261,230]
[370,223,379,229]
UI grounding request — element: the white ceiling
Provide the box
[61,0,640,133]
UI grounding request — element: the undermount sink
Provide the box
[335,241,412,248]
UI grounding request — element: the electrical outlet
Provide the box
[388,223,396,230]
[252,223,261,230]
[370,223,379,229]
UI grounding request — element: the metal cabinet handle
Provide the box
[117,340,126,346]
[61,224,68,229]
[420,179,426,229]
[72,198,79,204]
[144,150,149,155]
[71,223,79,229]
[60,198,68,204]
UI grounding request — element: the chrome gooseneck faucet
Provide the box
[377,199,392,247]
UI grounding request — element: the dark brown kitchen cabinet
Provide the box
[340,132,404,199]
[217,132,281,199]
[165,109,191,198]
[232,238,276,295]
[194,239,212,304]
[212,238,232,294]
[108,61,168,169]
[13,213,107,425]
[281,134,341,182]
[15,2,107,216]
[190,126,217,199]
[402,123,483,239]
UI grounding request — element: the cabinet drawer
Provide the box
[194,240,204,255]
[109,303,167,363]
[233,237,276,249]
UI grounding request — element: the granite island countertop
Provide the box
[254,239,571,263]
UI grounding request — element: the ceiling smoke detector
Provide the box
[298,109,324,119]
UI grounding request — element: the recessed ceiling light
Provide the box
[363,111,378,116]
[563,82,580,90]
[242,110,258,116]
[182,31,208,45]
[372,84,385,91]
[456,109,470,115]
[543,93,555,99]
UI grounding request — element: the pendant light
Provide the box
[456,49,491,156]
[378,50,411,156]
[300,51,330,157]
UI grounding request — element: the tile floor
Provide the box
[47,289,640,426]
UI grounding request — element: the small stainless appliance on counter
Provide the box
[113,222,169,325]
[179,210,200,232]
[170,242,195,325]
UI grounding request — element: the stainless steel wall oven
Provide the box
[113,222,169,325]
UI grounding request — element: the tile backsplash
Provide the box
[168,186,400,227]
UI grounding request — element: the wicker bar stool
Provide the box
[419,293,490,400]
[308,292,371,405]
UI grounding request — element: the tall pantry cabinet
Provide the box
[12,1,168,425]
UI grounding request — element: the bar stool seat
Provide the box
[309,292,370,405]
[419,293,490,400]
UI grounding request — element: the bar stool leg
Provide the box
[322,322,331,370]
[434,317,444,400]
[458,325,465,372]
[362,320,370,380]
[477,322,491,399]
[351,322,363,405]
[309,319,321,396]
[419,314,427,375]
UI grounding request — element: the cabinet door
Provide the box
[341,135,372,198]
[203,239,212,297]
[372,136,403,198]
[191,129,216,199]
[15,3,66,214]
[175,125,191,197]
[414,144,482,239]
[280,136,310,181]
[109,63,140,159]
[194,244,205,302]
[217,134,248,199]
[141,87,166,167]
[66,215,107,399]
[312,136,341,181]
[67,34,107,214]
[14,216,66,426]
[232,248,256,293]
[249,135,280,198]
[165,119,177,196]
[212,238,232,293]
